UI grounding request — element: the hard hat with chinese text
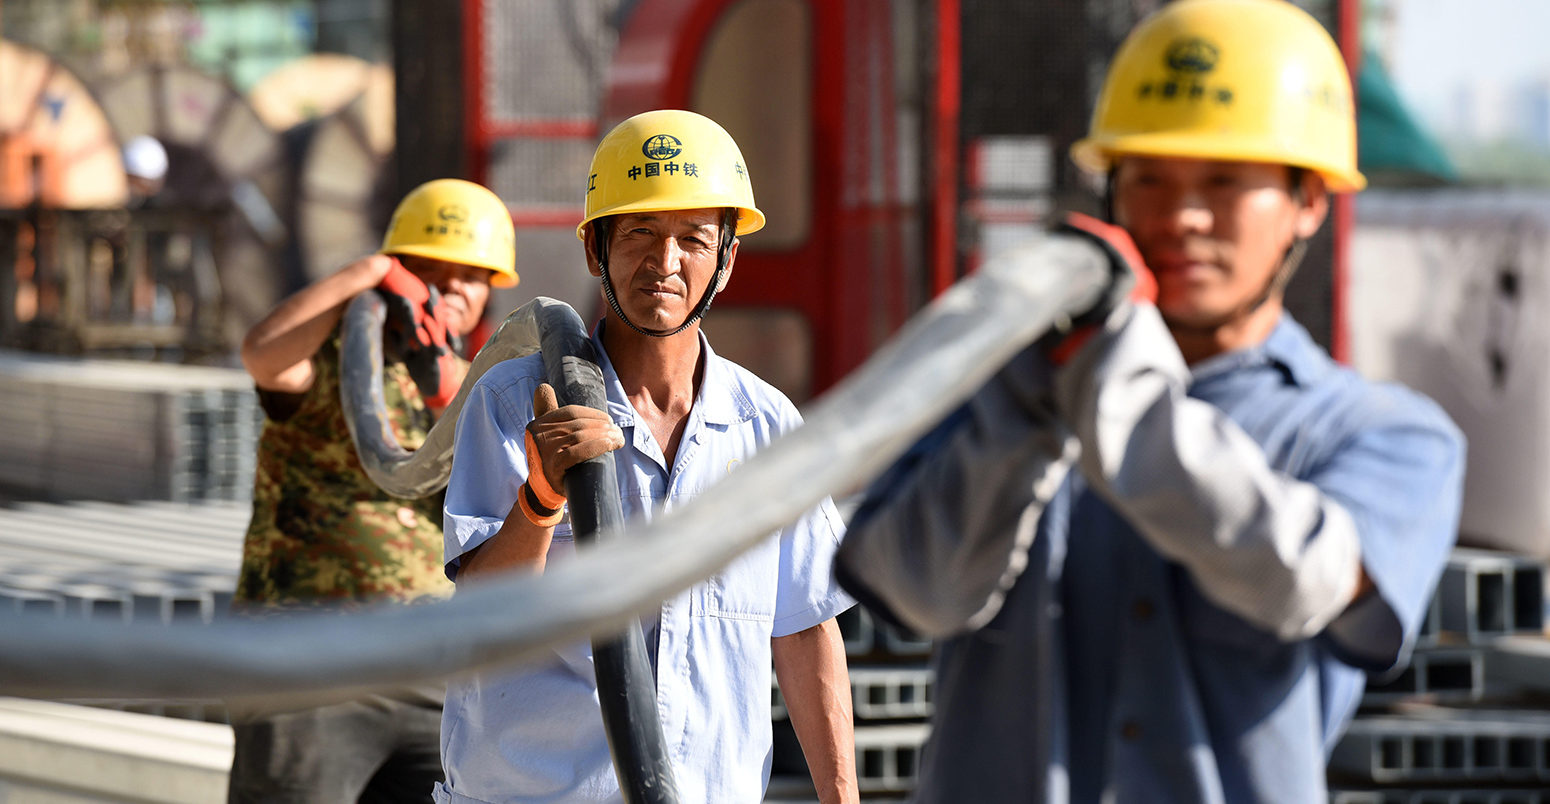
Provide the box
[577,109,766,240]
[1071,0,1366,193]
[381,178,519,287]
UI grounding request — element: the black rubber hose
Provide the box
[533,302,681,804]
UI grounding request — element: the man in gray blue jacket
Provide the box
[835,1,1465,801]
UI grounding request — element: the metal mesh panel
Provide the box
[481,0,620,120]
[487,138,598,206]
[476,0,627,335]
[960,0,1127,211]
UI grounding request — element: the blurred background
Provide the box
[1,1,1549,802]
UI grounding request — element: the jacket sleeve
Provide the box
[1055,304,1462,655]
[835,346,1076,638]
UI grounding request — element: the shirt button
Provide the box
[1120,721,1142,741]
[1132,599,1155,621]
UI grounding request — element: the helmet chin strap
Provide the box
[1158,237,1307,335]
[593,209,739,339]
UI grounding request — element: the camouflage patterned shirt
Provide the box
[234,327,455,610]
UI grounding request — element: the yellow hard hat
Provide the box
[1071,0,1366,193]
[381,178,518,287]
[577,109,765,241]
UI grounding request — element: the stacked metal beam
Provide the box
[1333,792,1545,804]
[1332,712,1550,784]
[0,350,260,502]
[1436,551,1546,642]
[835,607,930,798]
[853,725,930,796]
[771,604,932,798]
[0,499,248,720]
[1363,648,1486,704]
[0,697,233,803]
[1332,549,1550,801]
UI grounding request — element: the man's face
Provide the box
[402,257,493,337]
[1112,157,1326,330]
[590,208,734,333]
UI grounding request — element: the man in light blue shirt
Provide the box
[835,1,1465,801]
[436,110,857,804]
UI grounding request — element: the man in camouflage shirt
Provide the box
[230,179,518,803]
[236,329,449,605]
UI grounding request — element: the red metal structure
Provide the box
[597,0,937,401]
[454,0,1357,397]
[461,0,601,230]
[457,0,942,402]
[1332,0,1360,364]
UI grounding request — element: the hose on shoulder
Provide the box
[339,295,679,803]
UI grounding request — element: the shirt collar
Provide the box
[1187,313,1330,388]
[589,321,755,428]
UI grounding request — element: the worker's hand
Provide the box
[1044,212,1158,364]
[523,383,626,506]
[377,258,464,407]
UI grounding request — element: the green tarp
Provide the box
[1358,49,1458,185]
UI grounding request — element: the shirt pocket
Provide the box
[688,542,779,623]
[690,576,775,623]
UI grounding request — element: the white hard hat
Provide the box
[123,135,169,182]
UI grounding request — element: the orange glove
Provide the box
[377,258,463,407]
[518,383,625,527]
[1046,212,1158,364]
[520,385,568,527]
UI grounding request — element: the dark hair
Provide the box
[1287,166,1306,200]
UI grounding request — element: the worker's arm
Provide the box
[835,345,1076,638]
[456,500,556,578]
[834,219,1137,638]
[444,381,623,582]
[241,254,394,392]
[772,619,858,804]
[1034,218,1461,660]
[1055,302,1464,662]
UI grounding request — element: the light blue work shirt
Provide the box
[841,314,1465,802]
[435,325,853,804]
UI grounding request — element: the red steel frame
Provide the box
[602,0,939,393]
[461,0,600,228]
[929,0,960,295]
[605,0,831,361]
[1332,0,1359,363]
[461,0,952,392]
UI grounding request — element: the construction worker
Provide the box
[112,135,171,324]
[437,110,858,804]
[230,178,517,803]
[835,1,1465,801]
[122,135,168,203]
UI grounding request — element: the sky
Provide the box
[1385,0,1548,141]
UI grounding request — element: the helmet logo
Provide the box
[1165,38,1219,74]
[1137,37,1233,106]
[437,204,469,223]
[642,134,683,161]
